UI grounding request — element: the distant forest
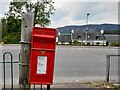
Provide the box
[57,24,120,35]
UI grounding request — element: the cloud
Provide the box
[53,0,119,2]
[0,1,10,18]
[0,0,119,28]
[50,2,118,28]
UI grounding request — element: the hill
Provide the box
[57,24,120,35]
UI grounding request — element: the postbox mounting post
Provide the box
[47,85,50,90]
[19,12,34,89]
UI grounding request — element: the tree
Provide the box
[2,16,21,44]
[5,0,55,27]
[7,16,21,33]
[2,0,55,44]
[1,18,7,38]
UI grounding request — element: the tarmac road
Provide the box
[0,45,119,85]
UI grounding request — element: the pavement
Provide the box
[0,81,120,89]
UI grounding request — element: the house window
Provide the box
[78,35,81,39]
[87,43,90,45]
[96,42,100,45]
[96,35,99,40]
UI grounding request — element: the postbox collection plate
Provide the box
[37,56,47,74]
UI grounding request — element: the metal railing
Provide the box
[106,54,120,84]
[0,52,20,90]
[0,52,50,90]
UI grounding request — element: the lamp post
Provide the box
[85,13,90,45]
[86,13,90,25]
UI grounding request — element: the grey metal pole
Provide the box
[85,13,90,45]
[86,13,89,25]
[106,55,110,83]
[19,12,34,88]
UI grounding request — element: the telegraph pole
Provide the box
[19,12,34,88]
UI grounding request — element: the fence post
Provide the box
[19,12,34,88]
[118,55,120,84]
[106,55,110,83]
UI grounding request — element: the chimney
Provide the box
[58,32,61,35]
[71,30,74,42]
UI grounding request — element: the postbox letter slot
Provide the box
[33,34,55,39]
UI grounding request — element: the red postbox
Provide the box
[29,27,56,85]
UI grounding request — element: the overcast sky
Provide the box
[0,0,119,28]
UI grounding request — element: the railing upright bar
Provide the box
[10,52,14,90]
[19,53,21,74]
[3,53,6,90]
[34,84,35,90]
[41,85,42,90]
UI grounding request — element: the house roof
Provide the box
[58,34,72,42]
[104,34,120,42]
[72,31,105,40]
[57,30,120,43]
